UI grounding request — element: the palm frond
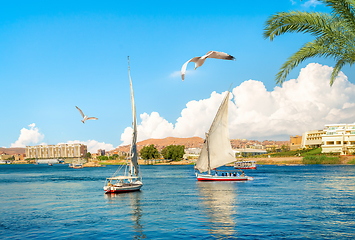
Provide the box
[330,59,346,86]
[321,0,355,29]
[275,38,347,85]
[264,0,355,86]
[263,11,333,41]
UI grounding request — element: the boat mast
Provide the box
[127,56,134,178]
[206,132,211,175]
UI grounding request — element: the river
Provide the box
[0,164,354,239]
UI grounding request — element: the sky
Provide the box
[2,0,355,153]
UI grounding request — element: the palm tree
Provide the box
[264,0,355,86]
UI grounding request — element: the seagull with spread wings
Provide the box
[75,106,98,124]
[181,51,235,81]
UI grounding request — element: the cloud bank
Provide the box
[121,63,355,144]
[11,123,45,148]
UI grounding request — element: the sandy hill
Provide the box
[0,147,25,155]
[112,136,291,154]
[113,136,204,153]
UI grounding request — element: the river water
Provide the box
[0,164,354,239]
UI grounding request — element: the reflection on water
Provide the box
[105,192,146,239]
[196,181,238,238]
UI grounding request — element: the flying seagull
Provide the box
[181,51,235,81]
[75,106,98,124]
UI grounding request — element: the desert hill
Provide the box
[111,136,290,154]
[0,147,25,155]
[112,136,204,153]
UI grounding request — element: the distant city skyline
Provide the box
[2,0,355,153]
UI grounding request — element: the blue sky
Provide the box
[2,0,355,152]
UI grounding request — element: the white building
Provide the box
[233,148,267,157]
[322,123,355,155]
[183,147,201,159]
[301,130,324,149]
[26,143,87,159]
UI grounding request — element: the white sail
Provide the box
[196,91,235,173]
[128,57,139,176]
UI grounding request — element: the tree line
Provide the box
[139,144,185,161]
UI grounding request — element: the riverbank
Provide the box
[7,155,355,165]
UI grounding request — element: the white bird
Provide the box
[181,51,235,81]
[75,106,98,124]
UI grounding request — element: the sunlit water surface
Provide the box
[0,164,354,239]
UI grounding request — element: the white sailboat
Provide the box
[195,89,253,181]
[104,57,143,193]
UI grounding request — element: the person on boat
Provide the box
[215,172,218,176]
[241,171,245,177]
[107,180,113,186]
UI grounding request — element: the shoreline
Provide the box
[6,156,355,166]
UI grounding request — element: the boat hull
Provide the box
[234,166,256,170]
[234,161,257,170]
[196,173,253,181]
[104,183,143,194]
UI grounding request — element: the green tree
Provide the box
[97,155,108,161]
[281,144,289,152]
[139,144,160,160]
[161,145,185,161]
[271,146,276,153]
[264,0,355,86]
[85,152,91,159]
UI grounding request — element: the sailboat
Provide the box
[103,57,143,193]
[195,89,253,181]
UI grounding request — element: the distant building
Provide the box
[322,123,355,155]
[264,144,281,152]
[0,153,13,160]
[245,144,265,149]
[290,135,303,150]
[233,148,267,157]
[185,148,201,155]
[183,147,201,159]
[97,149,105,156]
[26,143,87,159]
[301,130,324,149]
[14,154,25,161]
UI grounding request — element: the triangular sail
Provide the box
[196,91,235,173]
[128,56,139,176]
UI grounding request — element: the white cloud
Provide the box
[121,112,174,145]
[63,140,114,153]
[11,123,45,148]
[229,63,355,139]
[121,63,355,142]
[170,69,195,79]
[303,0,322,8]
[170,71,182,78]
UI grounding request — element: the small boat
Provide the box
[195,89,253,181]
[104,174,143,193]
[104,56,143,194]
[69,160,83,169]
[197,169,253,181]
[234,160,257,169]
[72,163,83,169]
